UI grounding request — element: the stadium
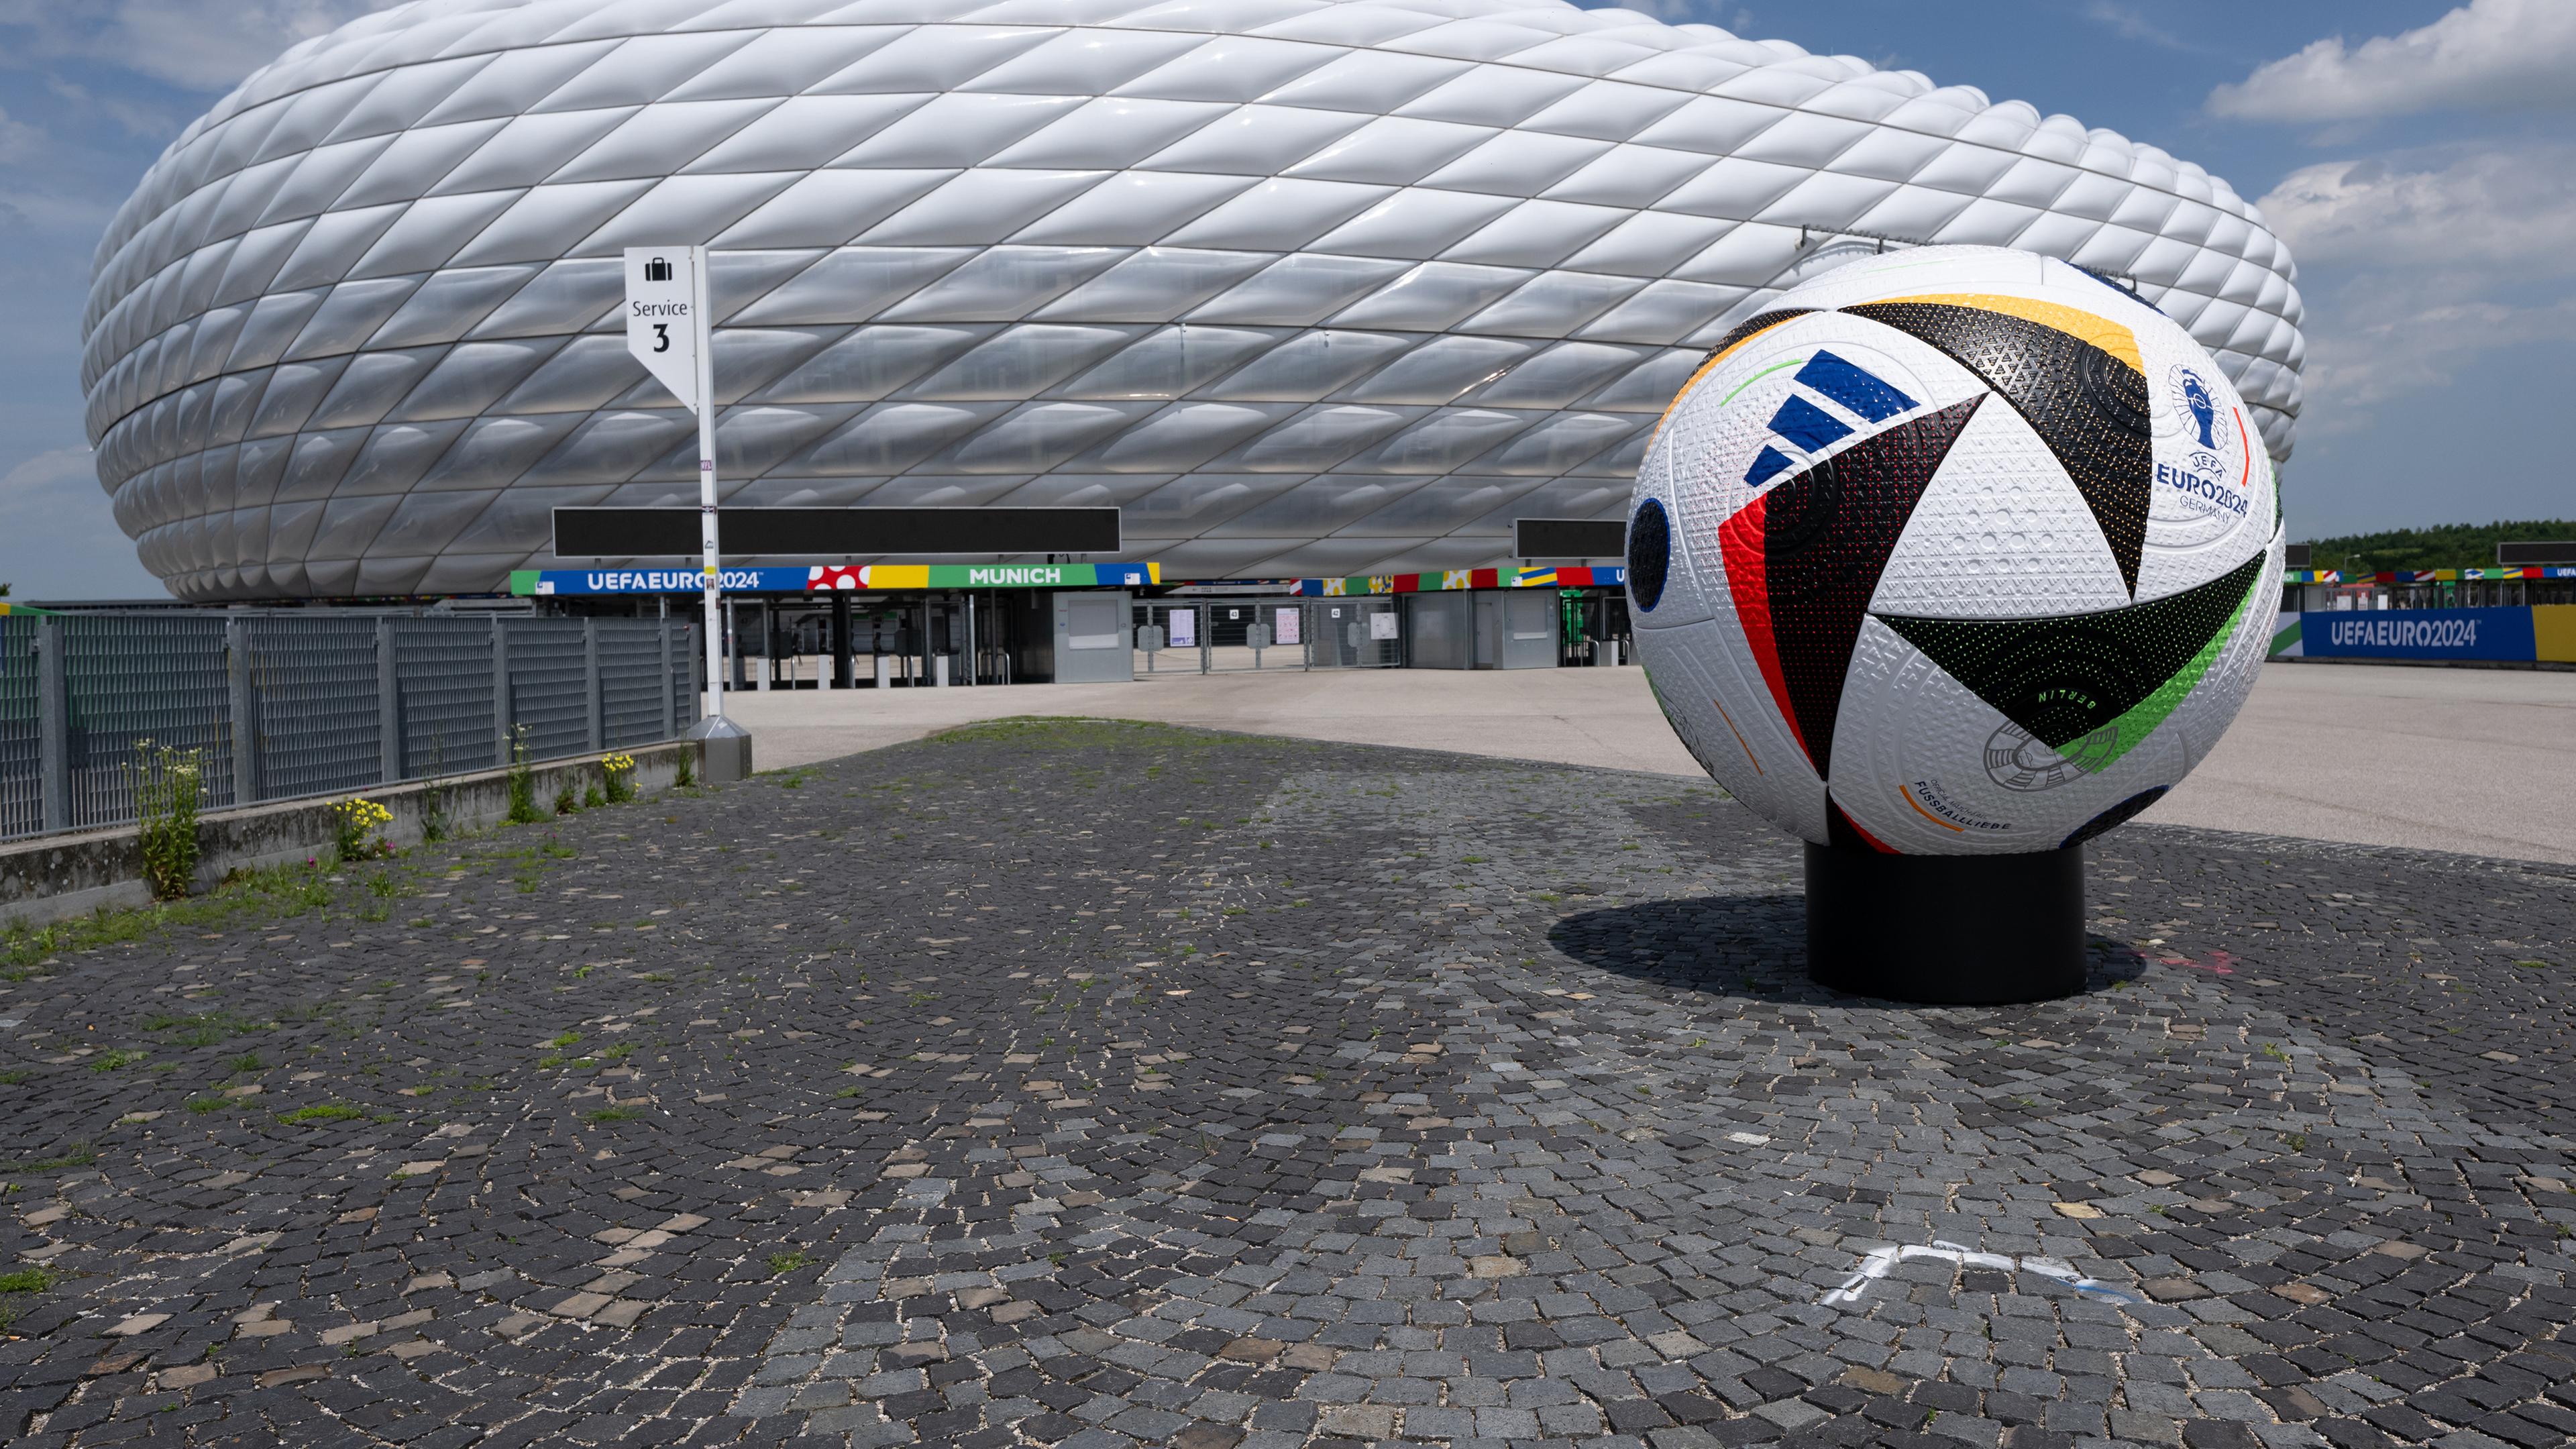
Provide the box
[82,0,2304,610]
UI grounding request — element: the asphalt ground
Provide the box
[712,659,2576,867]
[1,721,2571,1449]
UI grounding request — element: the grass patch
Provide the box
[279,1103,364,1123]
[3,860,341,967]
[89,1049,148,1072]
[0,1145,95,1175]
[766,1249,811,1276]
[0,1264,56,1330]
[0,1069,31,1085]
[142,1011,266,1046]
[582,1106,642,1123]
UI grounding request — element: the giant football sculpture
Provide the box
[1629,245,2282,1002]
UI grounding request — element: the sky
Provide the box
[0,0,2568,600]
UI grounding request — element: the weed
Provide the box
[186,1095,226,1114]
[131,742,205,901]
[89,1049,148,1071]
[504,726,540,825]
[582,784,605,810]
[547,1032,581,1049]
[673,749,695,789]
[553,783,579,816]
[280,1104,364,1123]
[227,1051,263,1074]
[329,798,394,864]
[767,1249,811,1275]
[583,1106,641,1123]
[0,1069,30,1085]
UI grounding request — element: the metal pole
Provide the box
[583,618,604,750]
[683,241,750,780]
[491,616,513,765]
[378,616,400,785]
[832,589,852,688]
[964,593,976,686]
[660,617,676,736]
[226,614,258,806]
[36,616,68,833]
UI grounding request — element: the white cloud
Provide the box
[2082,1,2196,54]
[103,0,397,89]
[0,447,166,602]
[2254,143,2576,430]
[0,0,398,92]
[2256,145,2576,276]
[2210,0,2576,123]
[2299,295,2576,422]
[0,103,39,162]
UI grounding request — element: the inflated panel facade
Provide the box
[82,0,2306,600]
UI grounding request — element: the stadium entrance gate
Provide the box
[1130,597,1403,674]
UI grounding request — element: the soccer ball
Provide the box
[1628,246,2282,855]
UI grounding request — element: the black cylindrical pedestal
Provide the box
[1804,843,2085,1004]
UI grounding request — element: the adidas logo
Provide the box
[1742,350,1920,487]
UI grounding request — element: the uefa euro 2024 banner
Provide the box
[2300,607,2537,662]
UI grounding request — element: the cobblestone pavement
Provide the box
[2,719,2571,1449]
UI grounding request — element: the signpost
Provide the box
[625,246,750,782]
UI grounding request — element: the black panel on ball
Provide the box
[1803,843,2085,1004]
[1627,498,1670,611]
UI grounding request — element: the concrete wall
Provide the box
[1,741,696,926]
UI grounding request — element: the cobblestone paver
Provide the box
[2,719,2571,1449]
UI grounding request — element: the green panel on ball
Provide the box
[1876,551,2267,763]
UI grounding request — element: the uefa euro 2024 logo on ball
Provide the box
[1626,245,2283,857]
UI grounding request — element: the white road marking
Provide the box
[1821,1240,2140,1307]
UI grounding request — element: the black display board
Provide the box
[1515,517,1627,560]
[553,507,1122,557]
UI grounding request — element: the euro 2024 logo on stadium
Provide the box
[2157,364,2249,521]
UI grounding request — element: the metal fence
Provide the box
[0,611,698,843]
